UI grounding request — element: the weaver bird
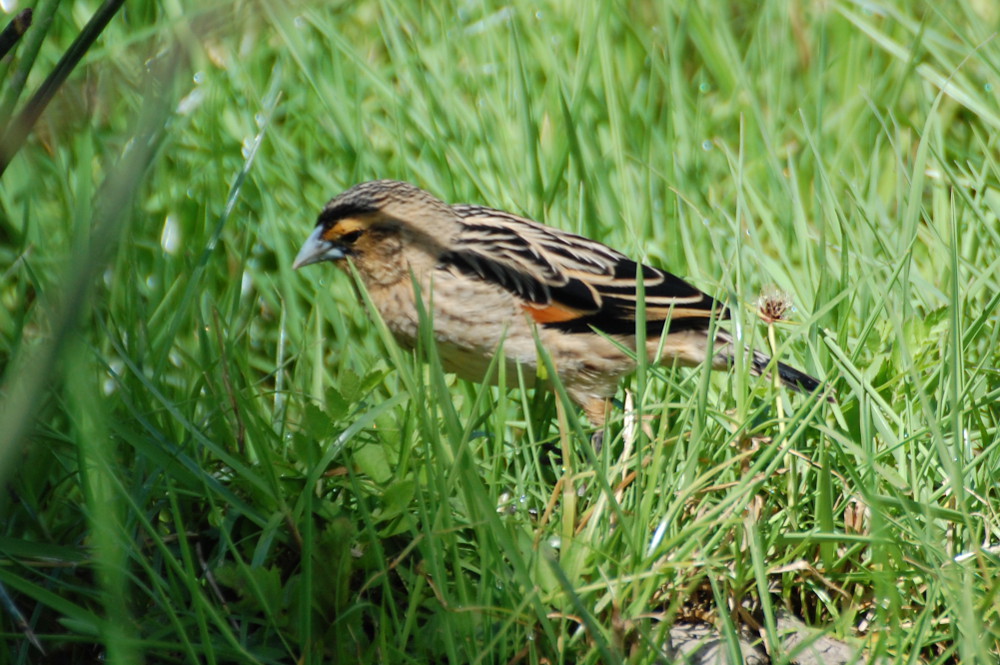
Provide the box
[293,180,825,429]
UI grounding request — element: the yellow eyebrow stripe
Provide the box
[322,217,370,242]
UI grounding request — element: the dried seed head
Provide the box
[757,285,793,323]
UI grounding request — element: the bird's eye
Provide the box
[339,229,364,244]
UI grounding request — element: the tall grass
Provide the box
[1,0,998,663]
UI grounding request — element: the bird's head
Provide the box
[293,180,458,287]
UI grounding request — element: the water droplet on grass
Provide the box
[160,214,181,255]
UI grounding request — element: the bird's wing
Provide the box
[444,205,726,335]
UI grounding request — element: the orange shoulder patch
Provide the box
[523,303,583,324]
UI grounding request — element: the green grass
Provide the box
[1,0,999,662]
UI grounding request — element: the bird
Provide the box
[293,179,826,430]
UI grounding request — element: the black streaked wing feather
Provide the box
[446,204,726,335]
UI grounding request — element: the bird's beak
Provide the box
[293,226,346,269]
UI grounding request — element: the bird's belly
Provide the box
[435,341,537,388]
[429,294,541,386]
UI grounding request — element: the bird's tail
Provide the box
[749,348,822,393]
[714,331,828,398]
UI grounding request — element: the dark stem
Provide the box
[0,8,32,61]
[0,0,126,176]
